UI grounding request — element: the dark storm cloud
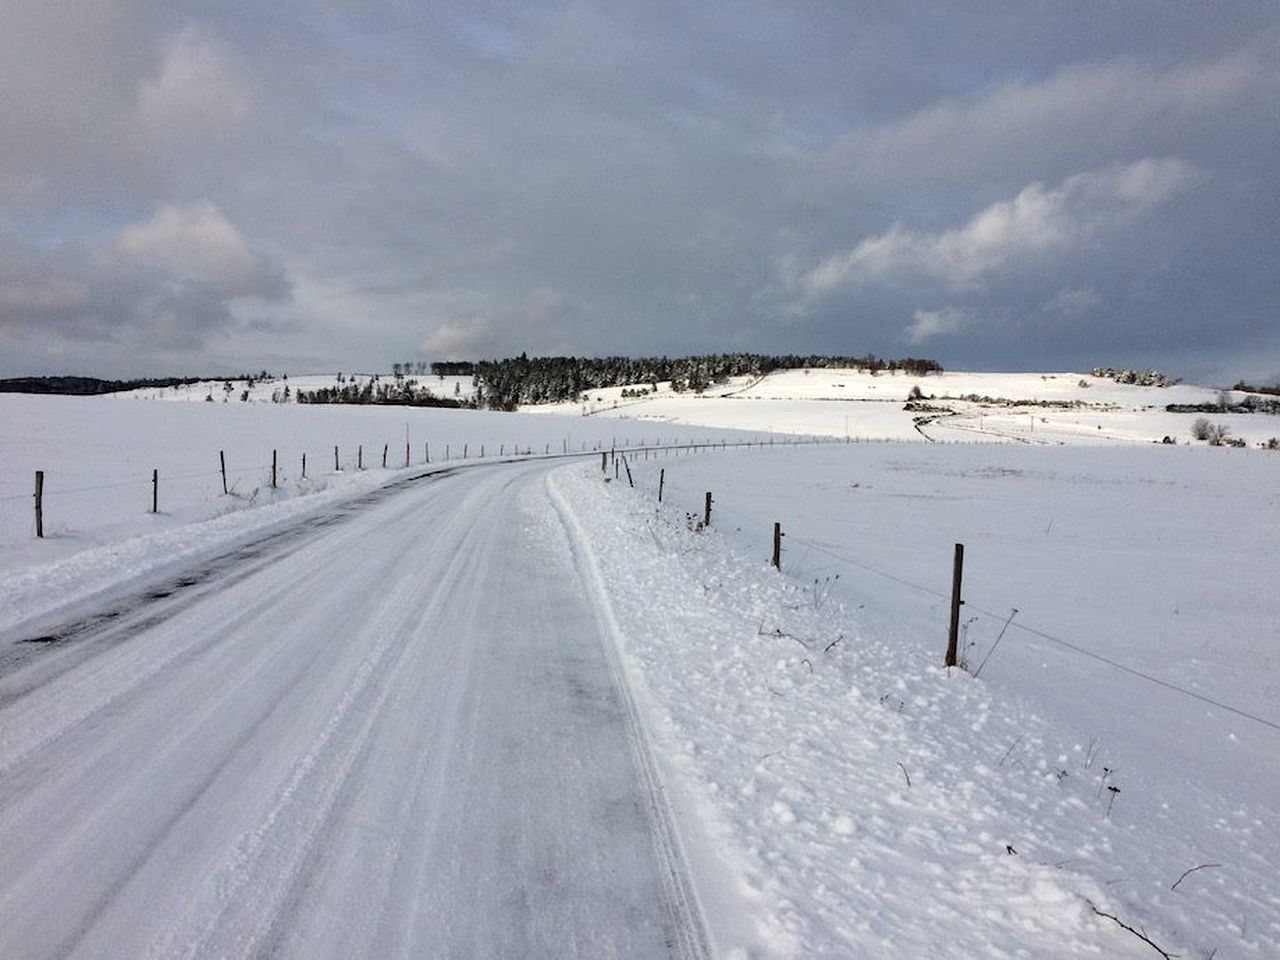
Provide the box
[1,2,1276,382]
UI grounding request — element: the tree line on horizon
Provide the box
[433,352,943,410]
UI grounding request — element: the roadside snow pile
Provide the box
[554,459,1279,958]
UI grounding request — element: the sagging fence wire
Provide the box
[647,464,1280,739]
[786,533,1280,735]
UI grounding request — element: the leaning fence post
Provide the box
[34,470,44,538]
[772,522,782,568]
[704,491,713,527]
[152,469,159,514]
[220,450,228,494]
[623,455,633,488]
[946,543,965,667]
[658,468,665,502]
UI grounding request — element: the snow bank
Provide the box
[552,443,1279,958]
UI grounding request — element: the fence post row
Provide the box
[945,542,965,667]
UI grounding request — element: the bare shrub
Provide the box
[1191,417,1212,441]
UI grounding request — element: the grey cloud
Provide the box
[0,2,1276,383]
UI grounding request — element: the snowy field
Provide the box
[526,368,1280,448]
[0,393,744,635]
[1,376,1277,957]
[561,442,1279,956]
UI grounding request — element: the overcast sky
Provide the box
[1,2,1276,384]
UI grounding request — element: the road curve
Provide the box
[0,459,708,959]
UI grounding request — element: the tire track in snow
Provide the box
[547,468,712,960]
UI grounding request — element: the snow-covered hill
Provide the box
[523,367,1280,448]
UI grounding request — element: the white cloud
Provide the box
[796,158,1200,300]
[905,307,971,344]
[421,319,491,358]
[117,201,286,299]
[137,28,253,133]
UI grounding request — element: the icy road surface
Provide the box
[0,460,709,959]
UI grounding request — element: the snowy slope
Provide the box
[523,368,1280,448]
[112,372,478,404]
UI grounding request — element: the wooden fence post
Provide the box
[302,453,307,479]
[425,442,430,463]
[272,449,278,488]
[658,468,665,502]
[34,470,43,538]
[772,522,782,568]
[704,491,713,527]
[480,444,484,458]
[946,543,965,667]
[358,445,364,470]
[335,445,339,471]
[601,451,607,473]
[622,455,633,488]
[463,443,468,458]
[382,444,388,468]
[220,450,228,494]
[405,442,410,468]
[152,469,159,513]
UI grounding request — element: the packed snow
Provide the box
[1,372,1277,958]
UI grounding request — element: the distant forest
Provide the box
[0,375,209,395]
[433,353,942,411]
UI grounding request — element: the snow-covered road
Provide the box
[0,460,709,959]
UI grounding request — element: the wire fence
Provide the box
[632,451,1280,739]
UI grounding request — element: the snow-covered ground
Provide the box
[525,368,1280,448]
[559,443,1279,956]
[0,393,738,628]
[1,376,1277,957]
[114,372,479,405]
